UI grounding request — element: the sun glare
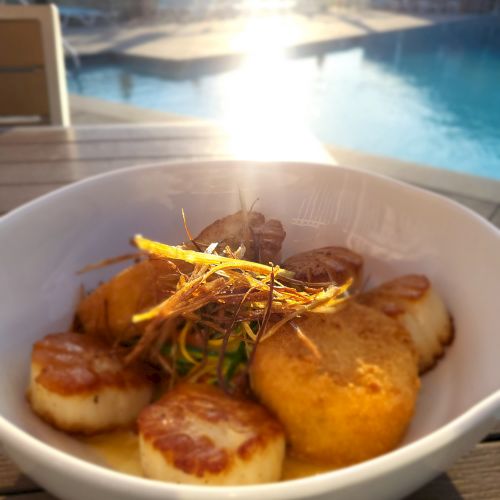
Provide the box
[231,11,300,53]
[223,14,315,161]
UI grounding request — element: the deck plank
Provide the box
[0,493,57,500]
[489,206,500,228]
[0,138,233,163]
[0,450,38,495]
[0,156,229,185]
[0,183,69,214]
[0,123,225,144]
[406,441,500,500]
[430,190,498,220]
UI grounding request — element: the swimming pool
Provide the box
[68,17,500,179]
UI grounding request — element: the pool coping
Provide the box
[65,11,495,67]
[117,14,490,67]
[327,145,500,204]
[69,94,198,124]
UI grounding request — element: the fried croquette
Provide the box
[250,301,419,467]
[138,383,285,485]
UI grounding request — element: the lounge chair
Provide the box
[0,4,70,126]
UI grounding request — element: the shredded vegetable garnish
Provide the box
[181,208,203,252]
[115,234,353,393]
[133,234,294,278]
[77,253,141,275]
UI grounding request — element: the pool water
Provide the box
[68,18,500,179]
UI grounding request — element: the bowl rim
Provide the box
[0,158,497,229]
[1,383,498,498]
[3,158,500,235]
[1,159,499,498]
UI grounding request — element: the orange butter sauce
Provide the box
[81,431,332,481]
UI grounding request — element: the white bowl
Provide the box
[0,161,499,500]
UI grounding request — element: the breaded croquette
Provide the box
[250,301,419,467]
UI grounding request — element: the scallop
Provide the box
[282,246,363,289]
[190,210,286,265]
[357,275,454,373]
[29,332,154,434]
[138,383,285,485]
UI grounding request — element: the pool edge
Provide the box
[327,144,500,204]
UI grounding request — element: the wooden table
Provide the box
[0,122,499,500]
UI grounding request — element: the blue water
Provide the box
[68,18,500,179]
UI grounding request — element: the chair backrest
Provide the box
[0,5,70,126]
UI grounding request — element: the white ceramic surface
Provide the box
[0,161,499,500]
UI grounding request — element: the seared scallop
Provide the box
[138,383,285,485]
[250,301,419,467]
[282,246,363,289]
[29,332,153,434]
[357,275,453,373]
[190,210,286,265]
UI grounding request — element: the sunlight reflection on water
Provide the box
[68,18,500,178]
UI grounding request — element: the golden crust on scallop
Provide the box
[282,246,363,289]
[138,383,285,485]
[357,275,454,373]
[29,332,153,434]
[250,301,419,467]
[31,332,150,394]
